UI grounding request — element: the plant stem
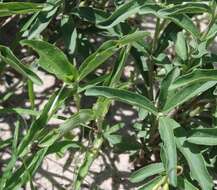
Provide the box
[148,18,160,143]
[73,134,103,190]
[27,80,35,111]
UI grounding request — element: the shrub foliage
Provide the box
[1,0,217,189]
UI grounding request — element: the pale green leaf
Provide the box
[0,2,43,17]
[21,40,78,83]
[85,86,158,115]
[129,163,164,183]
[187,128,217,146]
[159,117,177,186]
[0,45,42,85]
[170,69,217,90]
[175,32,188,61]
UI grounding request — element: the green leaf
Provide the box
[20,40,78,83]
[97,1,200,37]
[118,31,150,46]
[159,117,177,187]
[85,86,158,115]
[5,148,48,190]
[78,31,149,80]
[78,74,110,93]
[170,69,217,90]
[58,109,94,135]
[165,14,200,38]
[173,122,213,190]
[47,140,81,155]
[158,67,180,109]
[0,121,19,190]
[162,81,217,113]
[22,3,58,39]
[108,45,131,86]
[155,22,182,54]
[0,2,43,17]
[177,177,199,190]
[187,128,217,146]
[97,0,145,29]
[138,176,163,190]
[78,40,119,80]
[0,45,42,85]
[71,7,109,24]
[61,15,77,54]
[17,86,73,156]
[206,23,217,41]
[158,3,211,16]
[129,162,165,183]
[175,32,188,61]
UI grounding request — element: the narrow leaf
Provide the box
[163,81,217,113]
[0,45,42,85]
[158,3,210,16]
[170,69,217,90]
[158,67,180,109]
[78,31,149,80]
[0,2,43,17]
[187,128,217,146]
[173,121,213,190]
[129,163,164,183]
[85,86,158,115]
[58,109,94,135]
[159,117,177,186]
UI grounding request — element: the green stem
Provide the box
[73,134,103,190]
[148,18,161,142]
[27,80,35,111]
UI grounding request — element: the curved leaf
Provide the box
[78,31,149,80]
[158,3,211,16]
[129,163,164,183]
[85,86,158,115]
[173,121,213,190]
[20,40,78,83]
[71,7,109,23]
[187,128,217,146]
[58,109,94,135]
[170,69,217,90]
[97,1,200,37]
[138,176,163,190]
[0,45,42,85]
[162,81,217,113]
